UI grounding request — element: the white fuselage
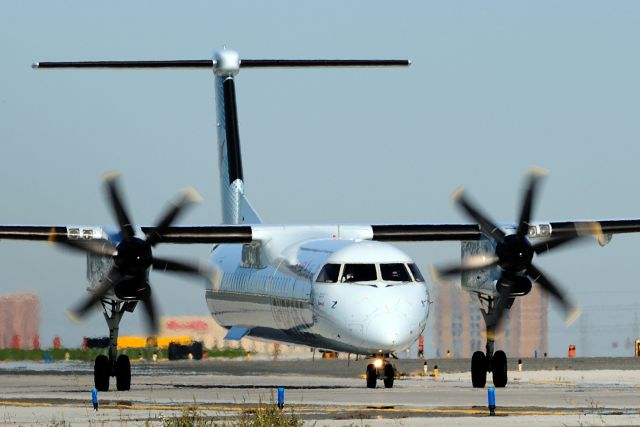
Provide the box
[205,234,429,354]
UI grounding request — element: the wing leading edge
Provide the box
[2,220,640,245]
[372,219,640,242]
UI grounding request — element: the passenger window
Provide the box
[316,263,341,283]
[408,263,425,282]
[381,263,411,282]
[341,264,377,283]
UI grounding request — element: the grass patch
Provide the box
[0,347,250,362]
[0,348,104,362]
[206,347,249,359]
[161,403,302,427]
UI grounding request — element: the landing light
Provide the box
[373,358,383,369]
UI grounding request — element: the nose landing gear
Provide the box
[365,355,396,389]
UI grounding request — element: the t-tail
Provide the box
[33,49,411,224]
[212,50,260,225]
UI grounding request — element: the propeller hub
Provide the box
[115,238,153,275]
[496,234,534,272]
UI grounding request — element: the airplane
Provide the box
[1,48,640,392]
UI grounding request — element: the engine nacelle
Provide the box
[496,275,532,297]
[114,279,150,301]
[460,239,499,295]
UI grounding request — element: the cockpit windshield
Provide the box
[408,263,425,282]
[316,263,341,283]
[315,262,425,284]
[341,264,377,282]
[380,263,412,282]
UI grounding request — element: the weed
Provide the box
[160,402,303,427]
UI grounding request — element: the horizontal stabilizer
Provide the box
[224,326,252,341]
[32,59,411,69]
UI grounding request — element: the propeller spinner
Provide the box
[61,173,207,332]
[435,169,585,329]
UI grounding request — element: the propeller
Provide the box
[61,172,207,333]
[434,168,587,329]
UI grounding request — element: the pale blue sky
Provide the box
[1,1,639,356]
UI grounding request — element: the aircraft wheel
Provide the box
[94,355,110,392]
[471,351,487,388]
[366,364,377,389]
[492,350,508,388]
[383,363,395,388]
[116,354,131,391]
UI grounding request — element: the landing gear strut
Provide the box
[365,355,396,389]
[93,300,134,391]
[471,294,510,388]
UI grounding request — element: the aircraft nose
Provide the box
[364,312,408,350]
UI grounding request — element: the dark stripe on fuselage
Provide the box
[223,78,243,183]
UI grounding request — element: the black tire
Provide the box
[383,363,395,388]
[191,342,203,360]
[168,343,177,360]
[366,364,377,389]
[115,354,131,391]
[94,355,110,392]
[471,351,487,388]
[492,350,508,388]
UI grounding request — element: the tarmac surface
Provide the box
[1,357,640,426]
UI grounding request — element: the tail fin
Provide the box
[33,50,410,226]
[213,50,261,224]
[211,49,411,225]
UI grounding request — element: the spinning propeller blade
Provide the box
[66,268,122,321]
[145,188,203,246]
[452,188,505,244]
[435,169,583,329]
[59,174,207,333]
[103,171,135,242]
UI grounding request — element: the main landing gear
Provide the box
[471,294,511,388]
[94,300,134,392]
[365,355,396,389]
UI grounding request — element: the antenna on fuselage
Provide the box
[33,50,411,224]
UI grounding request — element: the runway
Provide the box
[1,358,640,426]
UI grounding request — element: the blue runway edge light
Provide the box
[277,387,285,409]
[91,387,99,411]
[488,387,496,416]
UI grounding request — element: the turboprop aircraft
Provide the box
[2,48,640,392]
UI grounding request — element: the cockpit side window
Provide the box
[341,264,377,283]
[408,263,425,282]
[316,263,341,283]
[380,263,412,282]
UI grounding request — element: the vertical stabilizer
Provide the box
[33,51,409,224]
[213,50,261,225]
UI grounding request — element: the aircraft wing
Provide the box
[2,219,640,245]
[369,219,640,242]
[0,225,252,244]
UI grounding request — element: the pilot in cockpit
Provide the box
[341,272,354,282]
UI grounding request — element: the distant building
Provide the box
[0,292,40,349]
[433,283,548,358]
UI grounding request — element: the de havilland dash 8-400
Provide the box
[2,48,640,392]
